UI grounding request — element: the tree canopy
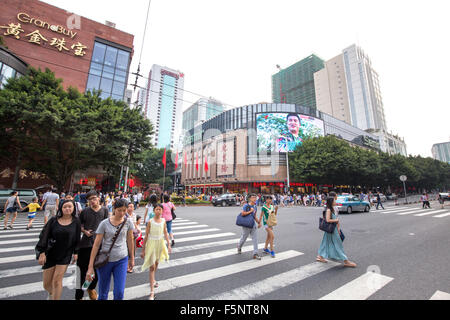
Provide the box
[0,67,153,191]
[289,135,450,191]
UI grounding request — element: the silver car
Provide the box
[0,189,38,212]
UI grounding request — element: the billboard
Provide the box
[256,113,324,153]
[216,139,235,176]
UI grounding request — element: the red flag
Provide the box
[174,150,179,169]
[162,148,166,169]
[204,154,209,172]
[195,152,199,171]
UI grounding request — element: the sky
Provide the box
[42,0,450,158]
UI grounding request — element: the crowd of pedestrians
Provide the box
[2,184,443,300]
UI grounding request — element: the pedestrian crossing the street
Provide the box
[0,214,449,300]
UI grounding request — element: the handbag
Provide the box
[171,204,176,220]
[236,204,255,228]
[35,217,56,260]
[94,217,128,269]
[265,205,277,227]
[319,209,336,233]
[339,229,345,242]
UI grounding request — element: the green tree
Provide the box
[0,67,153,191]
[132,148,175,188]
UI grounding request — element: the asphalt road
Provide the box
[0,201,449,300]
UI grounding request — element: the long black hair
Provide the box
[56,200,77,218]
[324,196,335,215]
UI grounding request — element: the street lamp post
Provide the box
[400,175,407,204]
[276,65,290,194]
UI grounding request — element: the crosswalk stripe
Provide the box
[0,238,242,279]
[0,276,75,299]
[319,272,393,300]
[429,290,450,300]
[114,250,303,300]
[171,224,209,231]
[414,209,447,217]
[397,209,424,215]
[174,233,235,243]
[379,207,411,212]
[433,212,450,218]
[0,238,38,245]
[0,254,35,264]
[0,246,35,254]
[207,260,340,300]
[143,243,267,272]
[379,207,418,214]
[170,228,220,236]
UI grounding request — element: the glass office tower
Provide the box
[272,54,325,109]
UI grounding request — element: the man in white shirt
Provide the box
[41,188,59,225]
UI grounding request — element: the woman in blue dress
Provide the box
[316,195,356,267]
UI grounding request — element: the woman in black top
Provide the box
[36,200,81,300]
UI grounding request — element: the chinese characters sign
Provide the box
[216,139,235,176]
[0,12,87,57]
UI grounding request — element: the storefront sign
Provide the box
[216,139,235,176]
[0,12,87,57]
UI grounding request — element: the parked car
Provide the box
[370,193,387,203]
[212,193,237,207]
[438,193,450,203]
[386,193,398,200]
[0,189,38,213]
[336,195,371,214]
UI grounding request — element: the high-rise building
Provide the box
[314,54,351,124]
[182,98,225,132]
[342,44,387,131]
[272,54,324,109]
[141,64,184,150]
[432,142,450,164]
[315,45,387,131]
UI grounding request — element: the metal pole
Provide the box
[118,165,124,191]
[403,180,407,204]
[286,152,290,194]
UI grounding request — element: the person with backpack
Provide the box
[316,195,356,267]
[258,196,277,258]
[237,194,262,260]
[3,190,22,230]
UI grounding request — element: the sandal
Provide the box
[154,282,159,288]
[316,256,327,263]
[343,261,357,268]
[148,292,155,300]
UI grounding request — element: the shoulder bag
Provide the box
[266,205,277,227]
[35,217,57,260]
[94,216,128,269]
[236,204,255,228]
[319,209,336,233]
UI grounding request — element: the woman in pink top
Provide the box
[162,195,176,246]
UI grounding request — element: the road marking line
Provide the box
[115,250,303,300]
[206,260,340,300]
[379,207,419,214]
[171,224,209,231]
[0,238,38,245]
[171,228,220,236]
[414,209,447,217]
[0,238,243,279]
[433,211,450,218]
[0,245,35,254]
[0,254,35,264]
[319,272,394,300]
[429,290,450,300]
[397,209,425,215]
[174,232,235,243]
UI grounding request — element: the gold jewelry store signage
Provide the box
[0,12,87,57]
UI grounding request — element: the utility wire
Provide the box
[7,36,238,109]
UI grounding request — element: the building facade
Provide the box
[432,142,450,164]
[181,103,380,195]
[182,97,225,132]
[0,0,135,191]
[141,64,184,150]
[272,54,325,109]
[342,44,387,131]
[0,0,134,99]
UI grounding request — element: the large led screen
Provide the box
[256,113,325,153]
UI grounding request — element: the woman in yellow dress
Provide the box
[140,204,171,300]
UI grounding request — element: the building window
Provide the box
[86,41,130,100]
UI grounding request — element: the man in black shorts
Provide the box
[75,190,109,300]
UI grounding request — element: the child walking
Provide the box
[26,197,41,230]
[259,196,277,258]
[140,204,171,300]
